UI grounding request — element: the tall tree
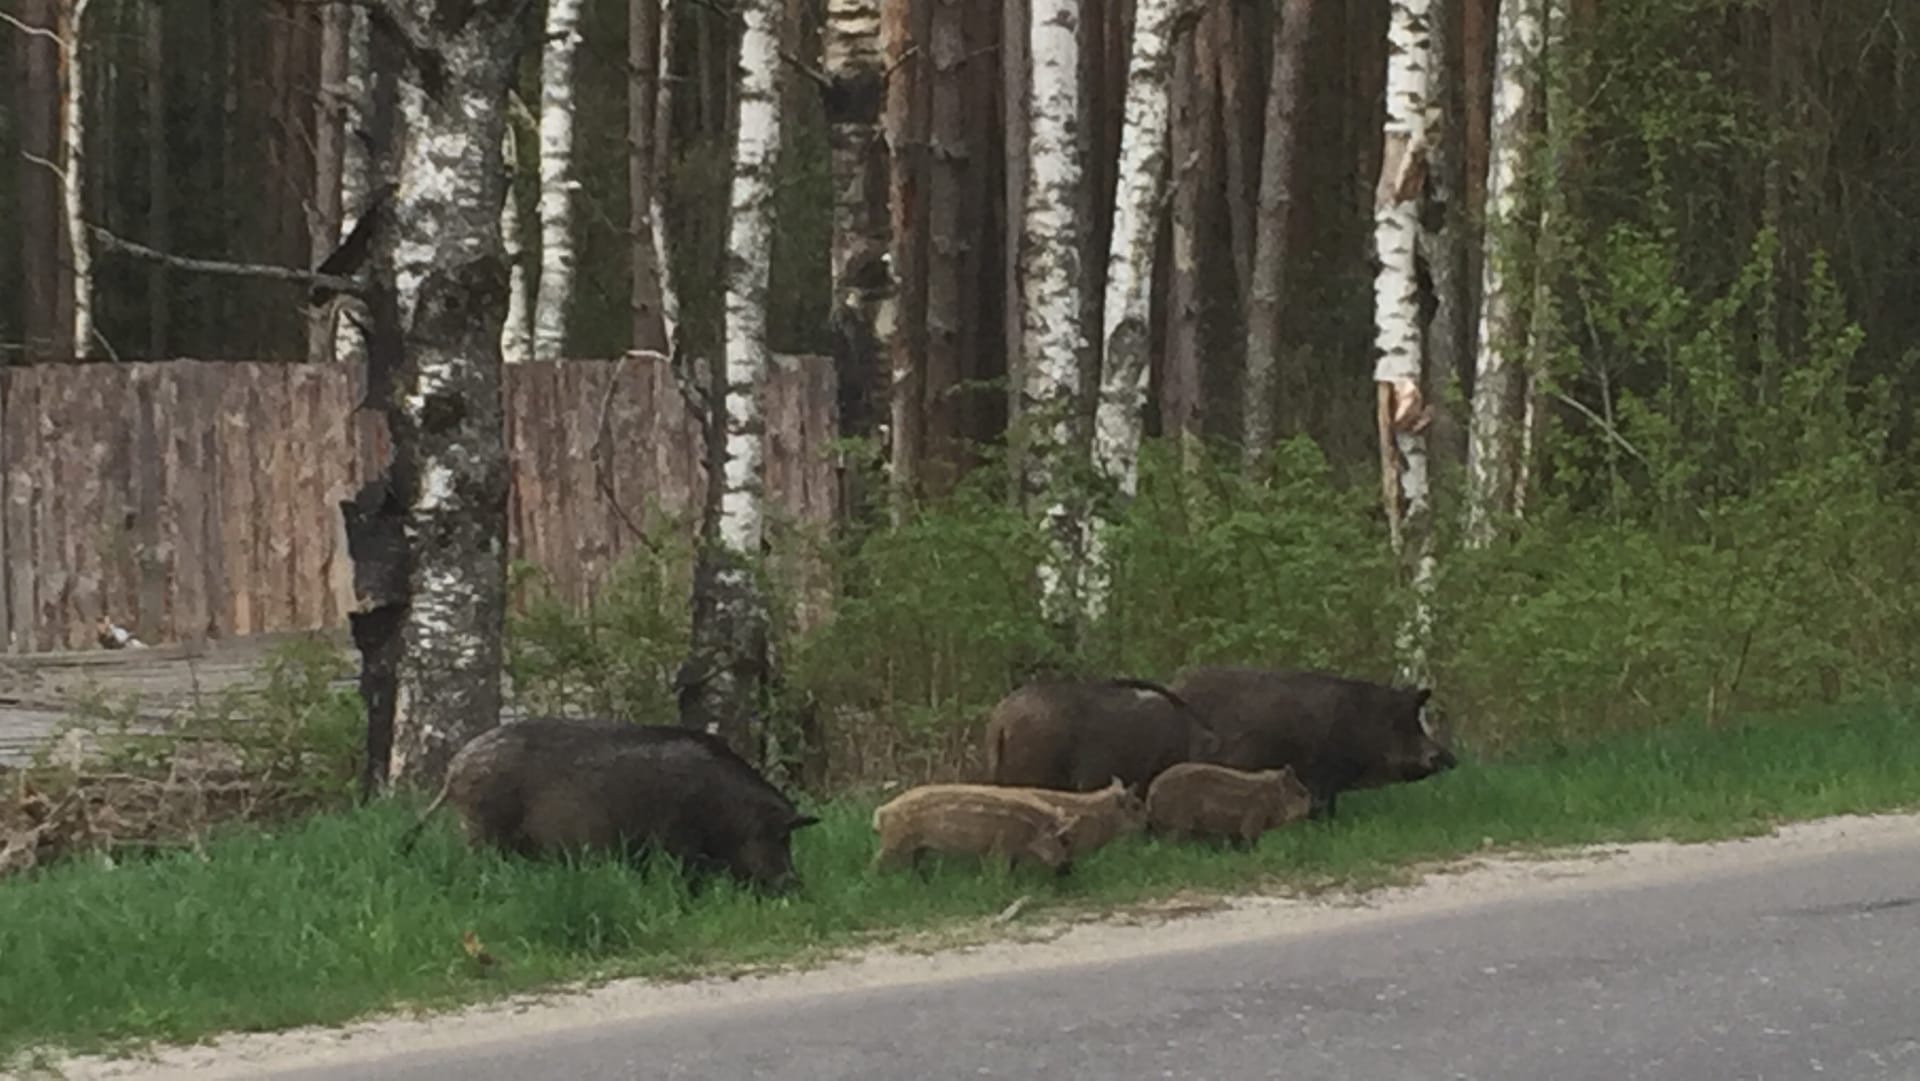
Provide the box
[352,0,521,790]
[10,0,71,362]
[1241,0,1312,463]
[1158,9,1215,466]
[882,0,929,518]
[1001,0,1030,458]
[501,102,533,363]
[1373,0,1438,682]
[306,0,351,364]
[142,0,169,359]
[335,5,372,368]
[628,0,669,354]
[921,0,968,495]
[1020,0,1089,637]
[651,0,679,340]
[678,0,784,758]
[534,0,584,360]
[1086,0,1180,618]
[64,0,96,357]
[822,0,893,526]
[1464,0,1544,545]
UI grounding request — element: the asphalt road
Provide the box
[259,826,1920,1081]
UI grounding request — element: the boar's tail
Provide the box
[395,783,452,855]
[1106,677,1189,710]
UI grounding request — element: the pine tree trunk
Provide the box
[1424,0,1472,471]
[921,0,968,496]
[534,0,585,360]
[678,0,784,760]
[883,0,930,518]
[15,0,69,362]
[824,0,892,527]
[64,0,96,358]
[1464,0,1542,546]
[1001,0,1030,466]
[1022,0,1089,636]
[1242,0,1312,465]
[1373,0,1438,684]
[306,0,349,364]
[629,0,669,354]
[143,0,169,359]
[1159,14,1214,468]
[355,1,520,791]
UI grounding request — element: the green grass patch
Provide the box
[4,698,1917,1065]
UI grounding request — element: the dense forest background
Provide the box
[5,0,1919,782]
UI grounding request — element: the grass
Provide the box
[3,697,1918,1066]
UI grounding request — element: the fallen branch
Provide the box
[90,227,363,296]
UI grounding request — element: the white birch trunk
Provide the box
[1084,0,1178,621]
[1372,0,1437,684]
[533,0,586,361]
[335,5,371,368]
[64,0,94,357]
[653,1,680,343]
[720,0,781,560]
[377,2,520,788]
[1464,0,1544,546]
[501,119,533,364]
[1021,0,1088,630]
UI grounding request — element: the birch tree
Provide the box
[351,0,521,790]
[1020,0,1089,635]
[1372,0,1438,683]
[501,106,533,364]
[1465,0,1545,545]
[822,0,893,525]
[307,0,351,364]
[1241,0,1312,465]
[677,0,783,758]
[64,0,95,356]
[533,0,585,360]
[335,6,372,367]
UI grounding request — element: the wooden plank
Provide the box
[132,366,167,645]
[171,363,211,644]
[570,362,606,605]
[223,369,257,636]
[0,371,8,650]
[38,366,69,650]
[290,366,324,628]
[4,371,37,652]
[199,368,231,642]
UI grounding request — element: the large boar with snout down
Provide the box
[398,718,820,893]
[1173,667,1458,818]
[983,678,1217,794]
[1145,762,1313,846]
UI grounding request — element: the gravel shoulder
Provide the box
[40,808,1920,1081]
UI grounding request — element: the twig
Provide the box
[1550,389,1648,465]
[0,10,62,46]
[90,227,363,296]
[21,150,64,180]
[781,49,831,93]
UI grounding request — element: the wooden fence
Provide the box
[0,357,838,652]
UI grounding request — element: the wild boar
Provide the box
[1173,666,1458,818]
[398,718,821,894]
[1145,762,1313,846]
[1019,778,1149,856]
[983,677,1217,794]
[870,784,1075,875]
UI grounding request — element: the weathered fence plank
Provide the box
[0,357,835,651]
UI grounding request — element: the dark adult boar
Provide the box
[1173,667,1457,818]
[983,678,1216,794]
[399,718,820,893]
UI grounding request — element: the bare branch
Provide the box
[0,10,63,48]
[21,151,65,180]
[781,49,832,93]
[1551,389,1648,465]
[90,227,363,297]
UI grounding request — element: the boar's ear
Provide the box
[788,814,822,832]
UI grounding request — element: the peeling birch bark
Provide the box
[1465,0,1544,546]
[533,0,585,360]
[335,6,372,368]
[1084,0,1180,621]
[1021,0,1090,635]
[1373,0,1438,684]
[501,115,532,364]
[63,0,95,357]
[678,0,784,759]
[361,1,521,790]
